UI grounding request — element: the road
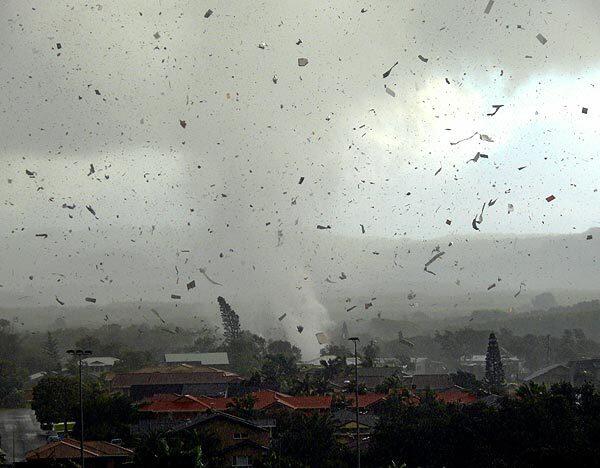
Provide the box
[0,408,46,462]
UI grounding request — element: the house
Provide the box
[82,357,120,374]
[405,373,454,392]
[170,412,270,467]
[435,387,478,404]
[136,390,333,430]
[24,439,132,467]
[164,352,230,367]
[460,354,524,381]
[411,357,448,375]
[332,367,407,390]
[332,409,379,448]
[568,358,600,386]
[345,393,389,413]
[524,363,571,386]
[109,364,245,401]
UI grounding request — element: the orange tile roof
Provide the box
[26,439,133,460]
[435,388,478,404]
[346,393,388,408]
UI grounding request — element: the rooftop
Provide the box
[26,439,133,461]
[164,352,230,365]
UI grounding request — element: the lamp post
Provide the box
[67,349,92,468]
[348,337,360,468]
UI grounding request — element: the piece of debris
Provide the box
[296,39,302,45]
[360,224,365,234]
[468,152,489,163]
[507,203,514,214]
[587,235,593,240]
[186,280,196,290]
[518,166,527,170]
[435,167,442,176]
[361,7,368,13]
[315,332,330,345]
[179,120,187,128]
[25,169,36,178]
[298,176,305,184]
[272,75,278,84]
[55,296,65,306]
[171,294,181,299]
[450,132,478,146]
[407,290,416,300]
[62,203,75,209]
[87,164,95,176]
[346,305,357,312]
[487,283,496,290]
[546,195,556,202]
[298,58,309,67]
[582,107,588,114]
[86,205,97,217]
[418,54,428,63]
[488,198,497,207]
[385,86,396,97]
[258,42,267,49]
[35,233,48,238]
[536,33,547,45]
[479,133,494,142]
[487,105,504,116]
[151,308,166,323]
[85,297,96,303]
[278,313,287,321]
[316,224,331,230]
[484,0,494,14]
[199,267,223,286]
[296,325,304,333]
[204,9,213,18]
[339,272,347,280]
[446,219,452,225]
[514,282,526,297]
[325,278,337,284]
[382,61,399,78]
[153,32,160,39]
[365,302,373,309]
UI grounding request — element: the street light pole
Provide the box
[67,349,92,468]
[348,337,360,468]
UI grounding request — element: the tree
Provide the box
[112,350,156,372]
[267,340,302,361]
[0,360,26,408]
[225,331,266,375]
[133,430,208,468]
[42,332,61,372]
[257,353,299,392]
[31,375,78,433]
[218,296,241,344]
[363,340,380,368]
[531,292,558,311]
[485,333,505,392]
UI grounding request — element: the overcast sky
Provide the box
[1,0,599,353]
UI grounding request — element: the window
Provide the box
[232,456,251,467]
[233,432,248,440]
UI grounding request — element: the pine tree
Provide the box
[42,331,61,372]
[218,296,240,344]
[485,332,505,391]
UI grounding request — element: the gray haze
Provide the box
[1,0,599,357]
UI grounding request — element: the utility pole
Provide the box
[348,337,360,468]
[67,349,92,468]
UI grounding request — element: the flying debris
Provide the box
[35,233,48,238]
[316,224,331,230]
[346,305,357,312]
[424,250,445,274]
[278,313,287,321]
[487,105,504,116]
[360,224,365,234]
[186,280,196,290]
[87,164,95,176]
[514,282,526,297]
[315,332,330,345]
[582,107,588,114]
[446,219,452,225]
[171,294,181,300]
[407,290,416,300]
[587,235,593,240]
[296,325,304,333]
[86,205,97,217]
[204,9,213,18]
[488,198,498,207]
[85,297,96,303]
[325,278,337,284]
[339,272,347,280]
[536,33,547,45]
[151,309,166,323]
[479,133,494,142]
[365,302,373,309]
[297,58,309,67]
[298,176,305,184]
[487,283,497,291]
[62,203,75,209]
[55,296,65,306]
[508,203,514,214]
[258,42,267,49]
[468,152,488,163]
[385,86,396,97]
[450,132,478,146]
[546,195,556,202]
[484,0,494,14]
[417,54,428,63]
[199,267,222,286]
[382,61,399,78]
[179,120,187,128]
[272,75,278,84]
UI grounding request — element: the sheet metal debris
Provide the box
[484,0,494,14]
[298,58,309,67]
[536,33,547,45]
[487,105,503,116]
[382,61,399,78]
[546,195,556,202]
[85,297,96,303]
[204,9,213,18]
[278,313,287,321]
[187,280,196,290]
[315,332,330,345]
